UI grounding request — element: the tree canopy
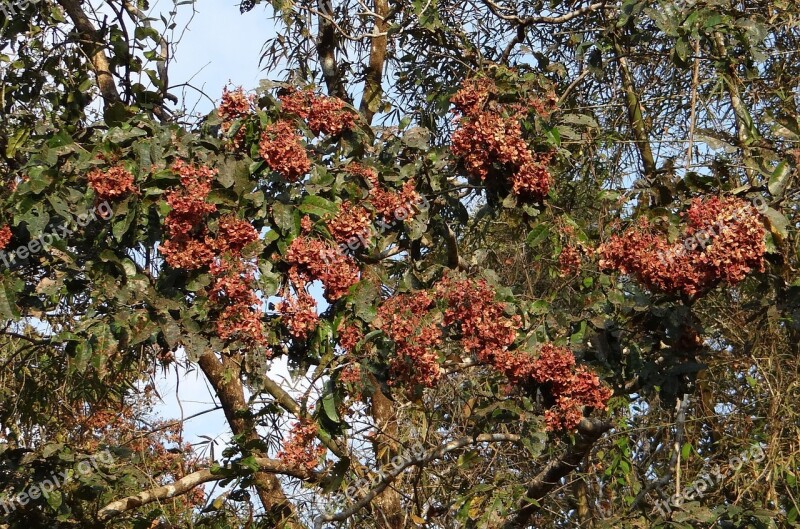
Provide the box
[0,0,799,528]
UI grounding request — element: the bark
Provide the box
[359,0,389,125]
[198,351,305,529]
[97,458,313,521]
[611,31,657,182]
[502,418,611,529]
[56,0,120,108]
[365,372,403,529]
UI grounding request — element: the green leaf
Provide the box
[351,280,379,323]
[526,224,550,248]
[322,389,340,424]
[5,127,29,158]
[768,161,791,198]
[320,458,350,493]
[298,195,338,218]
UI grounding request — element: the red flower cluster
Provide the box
[598,196,765,296]
[327,201,372,244]
[218,86,253,151]
[436,276,526,381]
[339,362,362,385]
[279,88,356,136]
[0,225,11,250]
[216,215,258,254]
[346,163,421,222]
[558,244,582,276]
[278,287,318,340]
[531,344,612,432]
[450,79,553,199]
[160,161,219,270]
[376,291,442,387]
[87,165,137,201]
[259,120,311,181]
[285,235,360,302]
[277,420,325,472]
[337,321,363,352]
[208,258,269,348]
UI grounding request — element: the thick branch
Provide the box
[359,0,389,124]
[502,418,611,529]
[260,373,349,458]
[97,458,314,521]
[198,351,304,529]
[56,0,120,107]
[611,31,657,181]
[317,0,347,100]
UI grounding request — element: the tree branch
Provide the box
[502,418,611,529]
[482,0,605,26]
[56,0,120,108]
[97,458,316,521]
[317,0,347,100]
[315,433,522,528]
[197,351,305,529]
[359,0,389,124]
[611,30,657,181]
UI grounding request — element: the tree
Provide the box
[0,0,798,528]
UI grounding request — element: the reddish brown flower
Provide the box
[87,165,137,201]
[218,86,253,151]
[216,215,258,255]
[285,235,360,302]
[327,201,372,245]
[277,419,325,472]
[159,161,218,270]
[208,257,270,349]
[278,287,319,340]
[377,291,442,387]
[0,225,11,251]
[259,120,311,181]
[280,88,356,136]
[450,79,553,199]
[598,196,765,296]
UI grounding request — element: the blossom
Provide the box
[87,165,137,201]
[530,344,612,432]
[159,161,218,270]
[337,321,363,352]
[218,86,253,151]
[0,225,11,251]
[558,244,582,276]
[208,257,270,348]
[259,120,311,181]
[277,420,325,472]
[327,201,372,245]
[450,79,553,199]
[278,287,319,340]
[598,196,765,296]
[280,88,356,136]
[436,275,520,370]
[377,291,442,387]
[285,235,360,302]
[216,215,258,255]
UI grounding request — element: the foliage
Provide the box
[0,0,799,528]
